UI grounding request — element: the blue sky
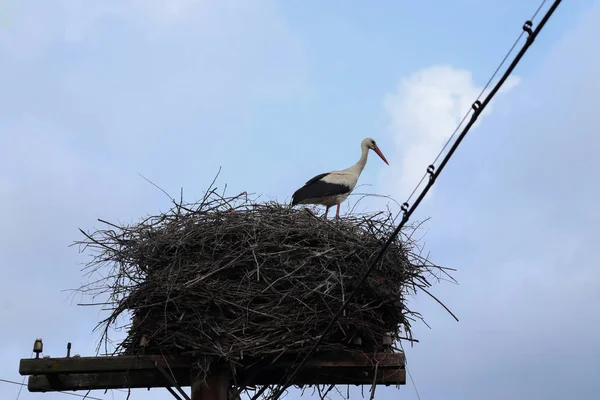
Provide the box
[1,1,599,399]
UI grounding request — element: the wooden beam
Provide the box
[27,367,405,392]
[19,354,191,375]
[20,352,404,376]
[21,351,406,392]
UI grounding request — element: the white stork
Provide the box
[291,137,389,219]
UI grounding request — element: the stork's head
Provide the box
[362,137,389,165]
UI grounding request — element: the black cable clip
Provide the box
[523,20,533,35]
[427,164,435,181]
[470,100,482,120]
[401,202,409,214]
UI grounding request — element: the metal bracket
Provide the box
[523,20,533,35]
[426,165,435,181]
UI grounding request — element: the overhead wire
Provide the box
[269,1,563,399]
[399,341,421,400]
[0,378,104,400]
[406,0,549,207]
[14,351,32,400]
[431,0,549,167]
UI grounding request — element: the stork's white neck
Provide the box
[347,144,369,175]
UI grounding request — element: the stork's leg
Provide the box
[323,205,330,220]
[335,203,341,219]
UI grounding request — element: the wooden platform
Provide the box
[19,351,405,393]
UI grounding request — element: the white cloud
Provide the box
[380,65,520,205]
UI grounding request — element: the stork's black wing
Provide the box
[305,172,330,185]
[291,172,350,205]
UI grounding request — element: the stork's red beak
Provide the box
[373,145,389,165]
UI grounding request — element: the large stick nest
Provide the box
[75,183,453,392]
